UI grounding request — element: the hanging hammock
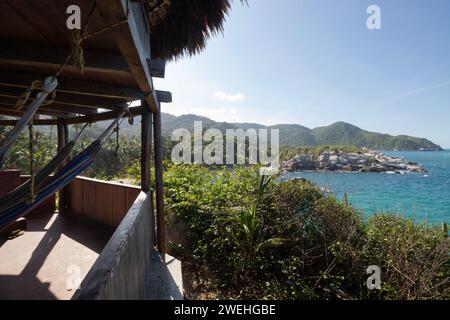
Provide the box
[0,77,58,169]
[0,113,125,231]
[0,124,88,212]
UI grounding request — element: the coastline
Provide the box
[283,150,450,225]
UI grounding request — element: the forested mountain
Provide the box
[91,113,442,151]
[157,114,442,151]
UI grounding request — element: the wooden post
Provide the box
[63,122,71,211]
[141,101,152,192]
[153,106,165,253]
[141,105,155,247]
[56,119,66,213]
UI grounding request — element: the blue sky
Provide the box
[155,0,450,148]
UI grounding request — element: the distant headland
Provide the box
[281,146,427,174]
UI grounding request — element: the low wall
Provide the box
[0,170,20,197]
[68,177,141,227]
[73,191,154,300]
[0,171,56,214]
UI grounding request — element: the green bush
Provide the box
[261,179,365,299]
[362,215,450,299]
[162,164,450,300]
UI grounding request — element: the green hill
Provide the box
[312,122,442,151]
[96,113,442,151]
[158,114,442,151]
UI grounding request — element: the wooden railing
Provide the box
[67,177,141,227]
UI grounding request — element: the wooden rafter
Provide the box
[0,71,144,102]
[95,0,160,112]
[0,86,126,111]
[66,106,143,124]
[0,105,71,118]
[0,40,131,79]
[0,99,97,115]
[0,106,143,126]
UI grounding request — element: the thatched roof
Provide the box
[147,0,245,60]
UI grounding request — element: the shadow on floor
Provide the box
[0,275,57,300]
[0,211,114,299]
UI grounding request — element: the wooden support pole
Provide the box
[153,106,165,253]
[62,122,71,211]
[63,123,69,146]
[141,101,152,192]
[56,119,66,213]
[141,101,154,247]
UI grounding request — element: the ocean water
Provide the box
[284,150,450,225]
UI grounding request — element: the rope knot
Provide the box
[70,30,86,73]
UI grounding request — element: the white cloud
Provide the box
[164,104,241,123]
[383,80,450,103]
[214,91,246,103]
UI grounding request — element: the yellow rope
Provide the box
[15,80,41,111]
[42,90,56,106]
[15,80,57,111]
[70,30,85,73]
[83,19,129,40]
[69,18,129,75]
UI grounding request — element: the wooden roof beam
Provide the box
[96,0,160,112]
[0,105,71,117]
[0,107,143,127]
[0,99,96,115]
[0,71,144,101]
[0,86,127,111]
[0,118,56,126]
[39,104,98,115]
[0,39,131,79]
[148,59,166,78]
[156,90,172,103]
[65,106,143,125]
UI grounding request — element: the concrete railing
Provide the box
[68,176,141,227]
[73,191,154,300]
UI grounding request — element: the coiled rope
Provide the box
[67,3,129,75]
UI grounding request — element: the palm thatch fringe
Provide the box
[148,0,246,60]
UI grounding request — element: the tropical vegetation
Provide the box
[2,125,449,300]
[158,163,449,300]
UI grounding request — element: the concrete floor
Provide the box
[0,211,114,300]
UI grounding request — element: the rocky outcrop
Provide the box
[282,150,426,173]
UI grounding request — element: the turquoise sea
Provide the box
[284,150,450,225]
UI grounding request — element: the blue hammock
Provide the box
[0,115,124,231]
[0,77,58,168]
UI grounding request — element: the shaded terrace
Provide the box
[0,0,169,299]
